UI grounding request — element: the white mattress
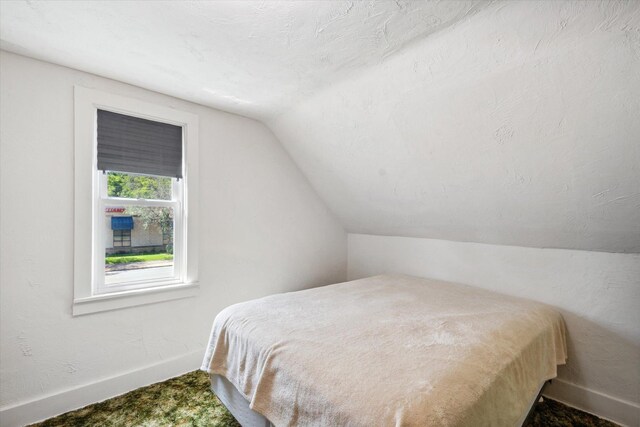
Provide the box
[202,274,567,426]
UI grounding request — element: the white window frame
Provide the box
[73,86,199,315]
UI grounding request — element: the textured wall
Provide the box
[348,234,640,425]
[271,1,640,253]
[0,51,346,415]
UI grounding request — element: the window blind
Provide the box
[97,109,183,178]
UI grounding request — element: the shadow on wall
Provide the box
[555,311,639,400]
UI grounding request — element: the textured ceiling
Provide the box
[2,0,638,253]
[0,0,488,119]
[270,0,640,253]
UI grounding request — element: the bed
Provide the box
[201,274,567,426]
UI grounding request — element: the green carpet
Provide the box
[30,371,618,427]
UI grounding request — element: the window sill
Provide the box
[72,282,199,316]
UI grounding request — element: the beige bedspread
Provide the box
[201,275,567,427]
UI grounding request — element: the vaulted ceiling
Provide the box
[2,0,639,253]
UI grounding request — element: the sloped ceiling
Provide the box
[2,1,639,253]
[0,0,488,119]
[270,0,640,253]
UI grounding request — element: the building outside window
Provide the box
[108,214,165,252]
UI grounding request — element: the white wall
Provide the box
[270,0,640,253]
[0,51,346,426]
[348,234,640,426]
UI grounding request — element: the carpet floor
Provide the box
[30,371,618,427]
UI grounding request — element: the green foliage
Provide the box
[107,172,171,200]
[105,253,173,265]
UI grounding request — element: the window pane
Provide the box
[107,172,172,200]
[104,206,174,286]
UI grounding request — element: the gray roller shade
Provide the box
[97,109,183,178]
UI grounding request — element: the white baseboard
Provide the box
[543,378,639,427]
[0,350,203,427]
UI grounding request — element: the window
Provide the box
[74,87,199,315]
[113,229,131,247]
[96,108,184,292]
